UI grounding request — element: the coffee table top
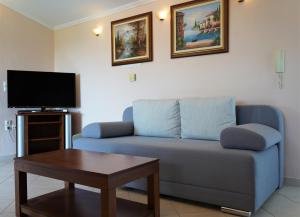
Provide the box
[15,149,158,176]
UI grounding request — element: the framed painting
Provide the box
[171,0,229,58]
[111,12,153,66]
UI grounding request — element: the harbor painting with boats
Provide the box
[171,0,228,58]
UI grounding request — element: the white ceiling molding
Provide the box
[54,0,157,30]
[0,2,53,29]
[0,0,158,30]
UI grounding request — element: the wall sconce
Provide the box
[237,0,245,3]
[158,10,168,21]
[93,26,103,37]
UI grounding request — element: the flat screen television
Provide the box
[7,70,76,109]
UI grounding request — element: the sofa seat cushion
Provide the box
[73,136,278,196]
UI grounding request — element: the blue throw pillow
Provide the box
[82,122,134,138]
[133,99,181,138]
[221,123,282,151]
[180,97,236,141]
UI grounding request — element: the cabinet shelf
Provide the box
[21,189,152,217]
[16,111,72,157]
[29,137,61,142]
[28,121,62,125]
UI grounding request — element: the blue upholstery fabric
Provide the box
[73,104,285,213]
[123,107,133,122]
[82,122,133,138]
[124,105,285,187]
[128,180,253,212]
[73,135,279,212]
[127,146,278,212]
[236,105,285,187]
[133,99,181,138]
[179,97,236,140]
[254,145,279,210]
[221,123,282,151]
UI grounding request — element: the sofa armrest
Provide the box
[236,105,285,187]
[72,133,82,140]
[82,122,134,139]
[220,123,282,151]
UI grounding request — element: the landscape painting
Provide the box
[171,0,228,58]
[111,12,153,66]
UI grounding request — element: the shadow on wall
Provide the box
[76,73,81,108]
[71,73,82,135]
[72,112,82,135]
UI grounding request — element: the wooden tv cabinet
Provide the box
[16,111,72,157]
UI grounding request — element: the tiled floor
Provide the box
[1,159,300,217]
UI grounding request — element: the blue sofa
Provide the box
[73,104,284,216]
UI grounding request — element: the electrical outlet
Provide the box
[4,120,10,131]
[4,120,13,131]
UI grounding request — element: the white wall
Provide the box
[55,0,300,179]
[0,4,54,156]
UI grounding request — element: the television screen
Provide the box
[7,70,76,108]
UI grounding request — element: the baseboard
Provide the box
[0,154,15,162]
[285,177,300,187]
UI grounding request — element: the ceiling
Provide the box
[0,0,154,29]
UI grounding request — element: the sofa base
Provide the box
[221,207,252,217]
[126,179,255,212]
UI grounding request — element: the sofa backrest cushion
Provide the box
[179,97,236,141]
[133,99,181,138]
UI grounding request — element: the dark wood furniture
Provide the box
[16,111,71,156]
[15,149,160,217]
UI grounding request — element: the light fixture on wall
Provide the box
[158,10,168,21]
[93,26,103,37]
[237,0,245,3]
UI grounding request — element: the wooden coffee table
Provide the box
[14,149,160,217]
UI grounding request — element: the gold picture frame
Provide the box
[171,0,229,58]
[111,12,153,66]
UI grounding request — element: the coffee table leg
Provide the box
[15,170,27,217]
[101,188,116,217]
[148,171,160,217]
[65,182,75,190]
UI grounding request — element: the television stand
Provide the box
[18,109,68,113]
[16,111,72,157]
[41,107,47,112]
